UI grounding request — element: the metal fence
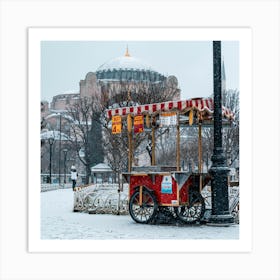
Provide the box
[41,183,72,192]
[41,173,86,185]
[73,183,129,215]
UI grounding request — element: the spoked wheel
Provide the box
[175,190,205,224]
[129,187,158,224]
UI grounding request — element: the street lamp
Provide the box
[208,41,233,225]
[48,136,54,184]
[63,148,68,184]
[58,113,62,184]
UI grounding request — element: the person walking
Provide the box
[71,165,78,191]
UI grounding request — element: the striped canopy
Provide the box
[106,98,234,120]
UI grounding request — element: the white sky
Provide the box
[41,41,239,102]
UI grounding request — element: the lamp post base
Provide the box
[207,214,234,227]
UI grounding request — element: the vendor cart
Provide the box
[106,97,234,224]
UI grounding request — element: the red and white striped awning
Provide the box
[106,98,234,120]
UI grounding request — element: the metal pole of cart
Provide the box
[128,132,132,172]
[198,118,203,191]
[127,114,133,172]
[151,116,156,166]
[208,41,234,225]
[176,112,180,171]
[127,89,133,172]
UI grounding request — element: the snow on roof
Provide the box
[45,112,92,126]
[40,130,71,141]
[91,163,112,172]
[63,89,79,94]
[97,55,155,72]
[45,112,74,122]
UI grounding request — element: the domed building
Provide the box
[96,47,166,83]
[50,47,180,111]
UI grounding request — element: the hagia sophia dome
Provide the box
[49,47,179,111]
[95,47,166,83]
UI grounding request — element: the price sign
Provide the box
[112,116,122,134]
[134,115,144,134]
[159,112,177,127]
[161,175,173,194]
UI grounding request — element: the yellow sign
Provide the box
[134,115,144,133]
[112,116,122,134]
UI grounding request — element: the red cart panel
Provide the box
[129,174,179,206]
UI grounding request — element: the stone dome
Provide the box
[97,55,154,72]
[96,48,166,83]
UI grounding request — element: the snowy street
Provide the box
[41,188,239,240]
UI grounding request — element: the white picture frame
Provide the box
[1,1,279,279]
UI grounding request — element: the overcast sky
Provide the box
[41,41,239,103]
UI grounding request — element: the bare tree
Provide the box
[222,89,239,167]
[102,78,180,171]
[67,96,104,184]
[41,102,47,147]
[156,89,239,171]
[65,77,180,180]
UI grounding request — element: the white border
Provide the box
[1,1,279,279]
[28,27,252,253]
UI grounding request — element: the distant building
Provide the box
[48,47,180,112]
[50,92,79,111]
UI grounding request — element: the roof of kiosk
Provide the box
[106,97,234,120]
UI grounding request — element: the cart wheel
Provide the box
[129,188,158,224]
[175,190,205,224]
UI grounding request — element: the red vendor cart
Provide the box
[106,97,234,224]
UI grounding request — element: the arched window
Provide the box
[107,70,112,79]
[132,71,137,81]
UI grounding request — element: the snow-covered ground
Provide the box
[41,188,239,240]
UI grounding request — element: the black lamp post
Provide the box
[58,113,62,184]
[208,41,234,225]
[63,148,68,184]
[48,136,54,184]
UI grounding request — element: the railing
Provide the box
[41,183,72,192]
[73,183,129,215]
[40,173,86,184]
[201,185,239,223]
[229,186,240,223]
